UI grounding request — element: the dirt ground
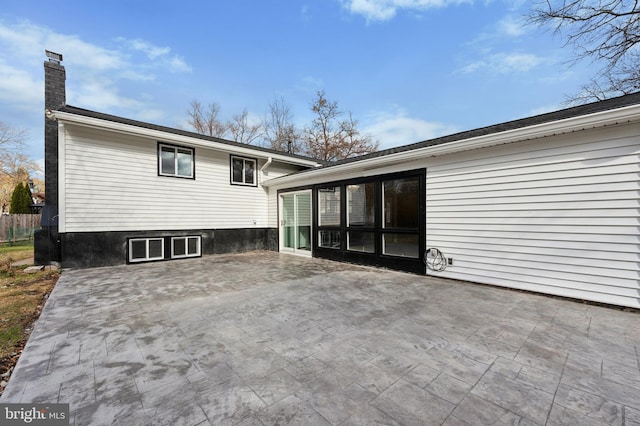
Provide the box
[0,262,59,397]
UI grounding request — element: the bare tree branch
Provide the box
[187,100,228,137]
[264,96,300,153]
[0,122,39,214]
[228,109,264,145]
[528,0,640,102]
[0,121,27,154]
[303,91,378,162]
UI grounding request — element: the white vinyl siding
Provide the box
[61,125,300,232]
[425,123,640,308]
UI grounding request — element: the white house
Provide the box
[36,52,640,309]
[36,52,321,268]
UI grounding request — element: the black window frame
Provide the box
[230,155,258,187]
[158,142,195,179]
[313,169,426,274]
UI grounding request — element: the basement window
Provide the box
[231,155,257,186]
[129,238,164,263]
[171,236,201,259]
[159,143,194,178]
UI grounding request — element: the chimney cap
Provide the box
[45,50,63,64]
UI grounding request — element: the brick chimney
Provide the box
[35,50,65,264]
[44,50,65,208]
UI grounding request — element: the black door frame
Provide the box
[313,168,426,274]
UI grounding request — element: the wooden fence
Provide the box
[0,214,41,243]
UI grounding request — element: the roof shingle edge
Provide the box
[331,91,640,166]
[58,105,326,164]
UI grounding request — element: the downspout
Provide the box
[260,156,273,178]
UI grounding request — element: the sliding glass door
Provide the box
[280,191,312,255]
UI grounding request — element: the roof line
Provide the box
[333,91,640,166]
[263,91,640,186]
[57,105,325,165]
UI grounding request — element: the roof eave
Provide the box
[263,102,640,187]
[49,109,322,168]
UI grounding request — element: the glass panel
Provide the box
[347,231,375,253]
[177,149,192,177]
[383,178,419,229]
[318,230,341,249]
[282,194,295,249]
[383,233,419,258]
[296,192,311,251]
[244,160,255,184]
[130,240,146,260]
[232,158,243,183]
[161,147,175,175]
[187,237,199,255]
[148,239,164,259]
[318,187,341,226]
[173,238,186,256]
[347,183,375,227]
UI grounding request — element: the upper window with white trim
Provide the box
[159,143,194,178]
[231,155,257,186]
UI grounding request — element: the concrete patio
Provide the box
[1,251,639,425]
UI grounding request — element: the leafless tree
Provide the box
[302,91,378,162]
[528,0,640,103]
[0,121,39,213]
[228,109,264,145]
[264,96,300,153]
[186,100,228,137]
[0,122,26,155]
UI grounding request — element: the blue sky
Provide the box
[1,0,592,168]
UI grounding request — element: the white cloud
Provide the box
[466,14,530,46]
[497,15,527,37]
[0,61,41,111]
[122,38,171,59]
[116,37,193,73]
[342,0,473,22]
[458,52,544,74]
[69,78,145,112]
[0,19,196,160]
[365,108,459,148]
[0,20,194,111]
[167,56,192,73]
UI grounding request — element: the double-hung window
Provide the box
[159,143,194,178]
[231,155,257,186]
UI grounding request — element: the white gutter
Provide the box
[49,110,321,168]
[259,156,273,177]
[263,102,640,187]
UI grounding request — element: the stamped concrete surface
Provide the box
[2,251,640,425]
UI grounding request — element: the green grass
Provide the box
[0,266,59,362]
[0,241,34,264]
